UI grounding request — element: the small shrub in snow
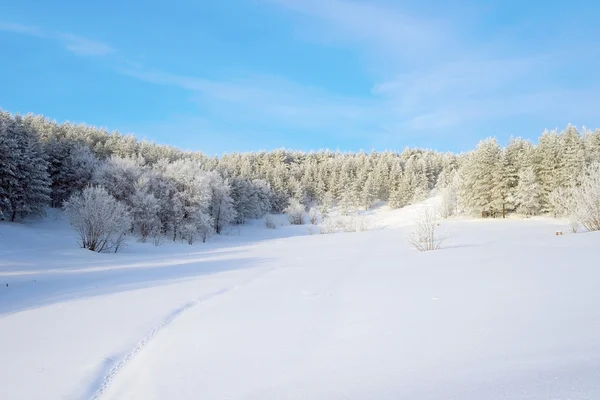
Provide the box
[570,220,580,233]
[284,199,305,225]
[342,216,357,232]
[355,215,373,232]
[308,207,321,225]
[407,207,444,252]
[64,186,131,253]
[320,217,337,234]
[307,226,320,235]
[264,214,277,229]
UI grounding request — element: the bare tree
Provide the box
[407,207,445,252]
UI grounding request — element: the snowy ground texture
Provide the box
[1,202,600,400]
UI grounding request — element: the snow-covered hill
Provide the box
[1,207,599,400]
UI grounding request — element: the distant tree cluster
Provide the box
[443,126,600,222]
[2,108,600,251]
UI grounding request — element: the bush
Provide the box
[407,207,444,252]
[264,214,277,229]
[64,186,132,253]
[284,199,305,225]
[355,215,373,232]
[320,217,337,234]
[308,207,321,225]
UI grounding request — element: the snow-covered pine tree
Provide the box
[492,149,517,218]
[0,114,51,221]
[536,129,563,212]
[459,138,501,216]
[514,166,542,217]
[560,125,585,187]
[583,128,600,164]
[361,172,377,210]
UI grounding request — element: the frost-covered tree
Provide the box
[130,175,162,241]
[338,189,354,216]
[180,211,214,244]
[163,159,211,241]
[514,167,542,217]
[571,163,600,231]
[459,138,502,216]
[361,172,377,210]
[439,170,460,218]
[0,113,51,221]
[64,186,131,252]
[93,156,143,204]
[560,125,585,186]
[536,129,563,211]
[206,172,236,234]
[44,139,99,207]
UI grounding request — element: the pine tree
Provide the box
[514,167,542,217]
[0,114,51,221]
[536,129,563,212]
[361,172,377,210]
[459,138,502,216]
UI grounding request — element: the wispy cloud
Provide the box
[0,21,115,56]
[268,0,450,63]
[0,21,43,36]
[122,68,387,134]
[265,0,600,137]
[57,33,115,56]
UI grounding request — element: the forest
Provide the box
[1,108,600,250]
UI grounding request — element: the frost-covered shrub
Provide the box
[355,215,373,232]
[342,216,356,232]
[284,199,305,225]
[407,207,444,252]
[320,217,337,234]
[264,214,277,229]
[308,207,321,225]
[64,186,131,253]
[571,163,600,232]
[307,226,320,235]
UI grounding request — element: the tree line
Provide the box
[1,108,599,250]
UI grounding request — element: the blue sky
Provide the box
[1,0,599,155]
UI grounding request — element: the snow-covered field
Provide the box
[1,205,600,400]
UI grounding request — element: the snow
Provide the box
[1,206,600,399]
